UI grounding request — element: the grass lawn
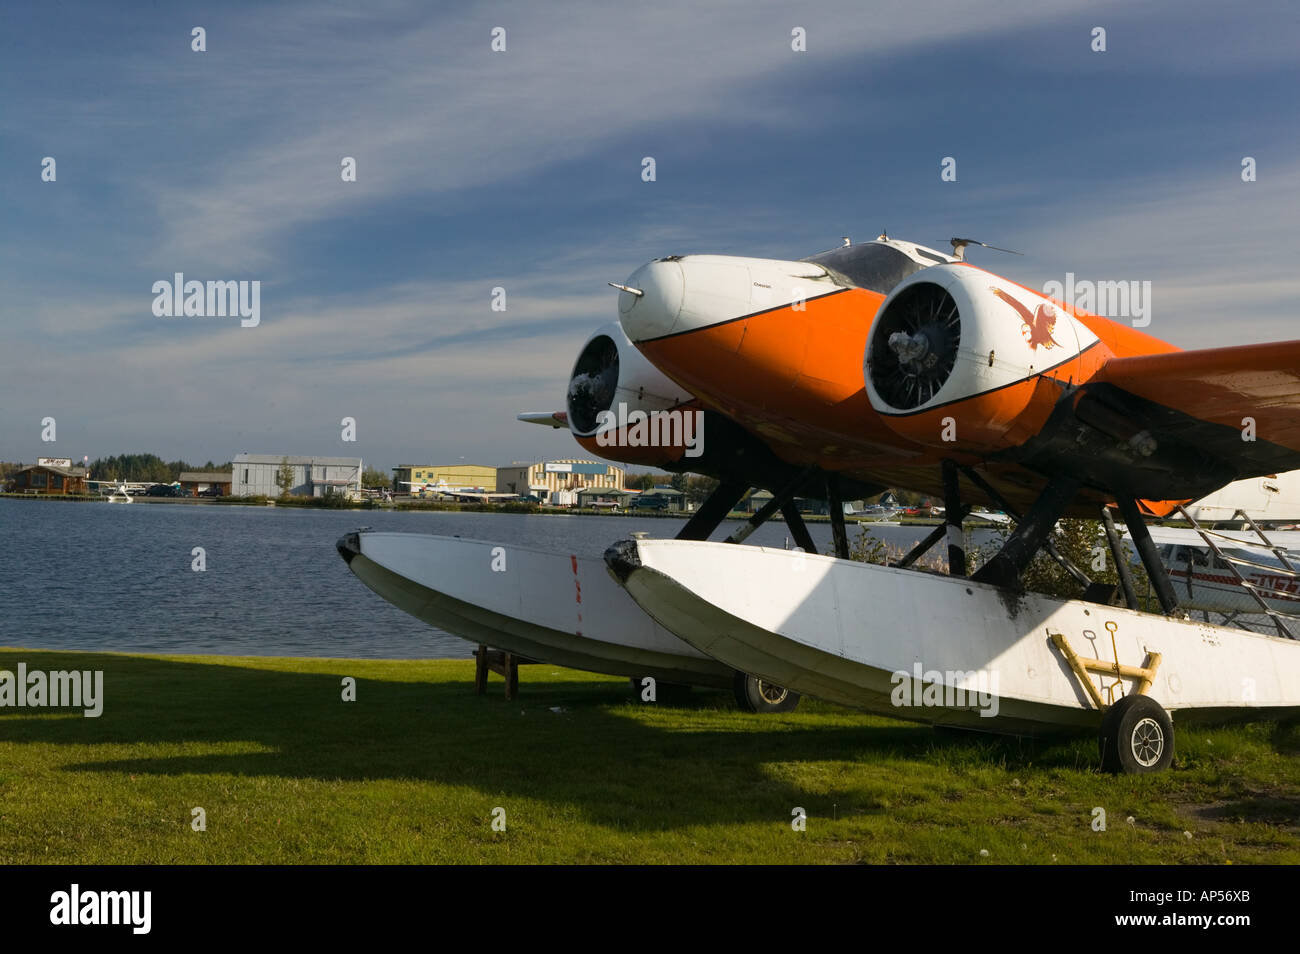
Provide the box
[1,647,1297,864]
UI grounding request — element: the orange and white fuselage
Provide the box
[604,241,1186,515]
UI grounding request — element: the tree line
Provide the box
[87,453,232,482]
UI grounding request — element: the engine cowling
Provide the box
[567,322,699,466]
[863,264,1100,451]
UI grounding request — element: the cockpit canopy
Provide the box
[804,241,951,296]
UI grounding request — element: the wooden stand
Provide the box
[473,646,536,700]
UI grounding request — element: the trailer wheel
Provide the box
[733,673,801,713]
[1099,694,1174,774]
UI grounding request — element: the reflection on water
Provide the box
[0,500,966,659]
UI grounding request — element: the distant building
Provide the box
[496,459,626,497]
[8,460,87,495]
[232,454,362,498]
[633,485,686,511]
[392,464,497,493]
[178,470,233,496]
[576,487,635,509]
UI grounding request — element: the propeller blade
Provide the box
[950,237,1023,260]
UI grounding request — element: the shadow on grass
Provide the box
[1194,794,1300,829]
[0,649,1097,829]
[1271,720,1300,755]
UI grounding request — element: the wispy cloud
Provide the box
[1,0,1296,468]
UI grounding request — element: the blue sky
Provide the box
[2,0,1297,473]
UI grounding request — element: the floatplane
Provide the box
[400,479,519,503]
[340,235,1300,772]
[85,479,146,503]
[400,479,474,497]
[1119,471,1300,631]
[1148,524,1300,629]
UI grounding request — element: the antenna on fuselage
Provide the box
[841,236,851,247]
[950,237,1023,261]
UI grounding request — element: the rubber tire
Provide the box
[733,673,801,713]
[1099,694,1174,774]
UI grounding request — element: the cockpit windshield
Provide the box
[803,243,931,296]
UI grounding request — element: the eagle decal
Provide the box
[990,287,1061,351]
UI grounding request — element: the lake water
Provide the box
[0,499,968,659]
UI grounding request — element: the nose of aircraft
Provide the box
[616,259,684,342]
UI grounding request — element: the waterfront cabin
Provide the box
[8,462,88,495]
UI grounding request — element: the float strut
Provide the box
[941,460,965,577]
[676,479,748,541]
[826,472,850,560]
[1114,495,1180,616]
[780,501,819,554]
[958,465,1092,590]
[972,475,1083,589]
[1102,506,1140,611]
[895,506,971,568]
[725,469,814,545]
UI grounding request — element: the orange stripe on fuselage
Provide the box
[635,288,936,470]
[629,269,1192,513]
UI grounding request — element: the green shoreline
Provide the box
[0,494,1001,528]
[1,648,1296,864]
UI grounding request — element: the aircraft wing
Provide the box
[517,410,568,429]
[1094,340,1300,441]
[1144,524,1300,551]
[1057,340,1300,503]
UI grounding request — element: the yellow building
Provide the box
[495,459,625,497]
[392,464,498,492]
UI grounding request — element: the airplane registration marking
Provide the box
[1171,568,1300,602]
